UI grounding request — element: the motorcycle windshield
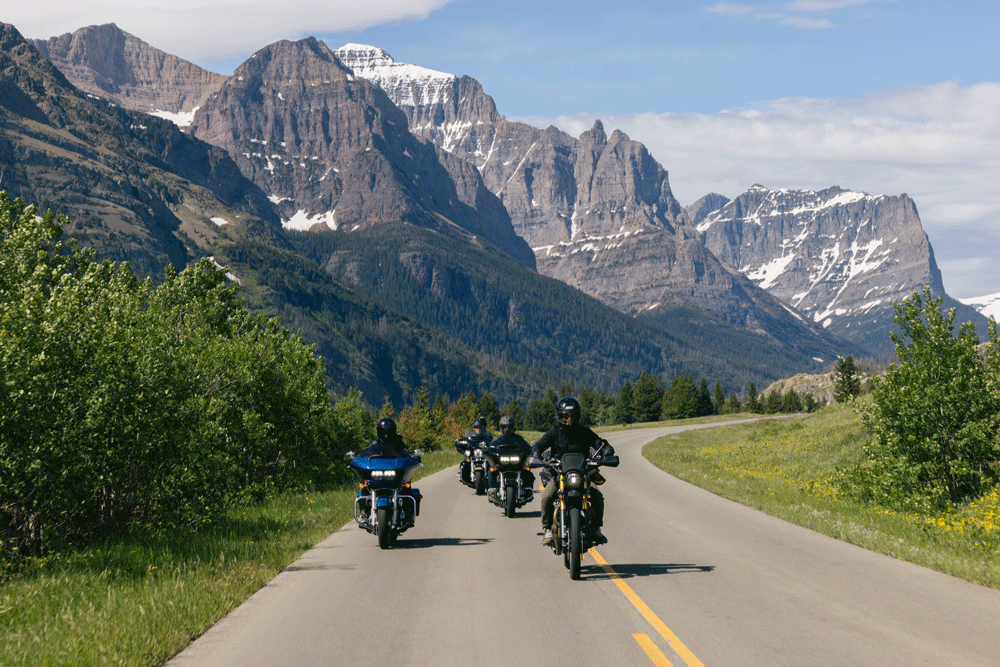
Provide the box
[560,452,586,474]
[349,455,421,483]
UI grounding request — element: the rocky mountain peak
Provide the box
[31,23,228,116]
[695,184,982,354]
[334,44,456,107]
[236,37,353,88]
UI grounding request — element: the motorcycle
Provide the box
[346,449,423,549]
[483,442,534,517]
[529,446,619,579]
[455,438,490,495]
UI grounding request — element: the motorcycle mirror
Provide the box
[344,451,355,460]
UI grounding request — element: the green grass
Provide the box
[644,403,1000,589]
[0,453,451,667]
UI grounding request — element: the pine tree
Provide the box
[632,371,665,423]
[833,355,862,403]
[746,382,761,414]
[714,381,726,414]
[613,381,635,424]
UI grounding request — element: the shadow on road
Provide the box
[581,562,714,580]
[396,537,494,549]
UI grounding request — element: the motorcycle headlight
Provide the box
[371,470,397,479]
[565,472,584,489]
[464,450,472,456]
[474,448,484,457]
[500,455,521,464]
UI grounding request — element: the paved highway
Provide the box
[167,422,1000,666]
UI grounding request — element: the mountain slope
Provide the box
[187,37,535,269]
[335,45,854,361]
[0,21,282,279]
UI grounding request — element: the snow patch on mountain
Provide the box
[283,210,337,232]
[334,44,455,107]
[958,292,1000,320]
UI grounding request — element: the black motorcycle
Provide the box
[483,443,534,517]
[529,448,618,579]
[455,437,490,495]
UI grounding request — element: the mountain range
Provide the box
[5,21,980,407]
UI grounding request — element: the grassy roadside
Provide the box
[0,448,460,667]
[643,402,1000,589]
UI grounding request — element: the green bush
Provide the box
[852,286,1000,511]
[0,194,358,561]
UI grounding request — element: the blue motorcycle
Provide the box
[346,450,423,549]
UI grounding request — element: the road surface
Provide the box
[167,422,1000,666]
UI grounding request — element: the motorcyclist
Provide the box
[486,415,535,495]
[358,417,411,458]
[456,416,493,484]
[353,417,415,523]
[531,397,615,546]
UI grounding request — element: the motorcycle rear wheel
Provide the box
[377,507,391,549]
[569,507,582,580]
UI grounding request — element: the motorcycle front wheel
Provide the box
[505,485,517,517]
[377,507,391,549]
[569,507,582,580]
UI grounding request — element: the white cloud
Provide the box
[6,1,455,70]
[786,0,878,10]
[516,81,1000,298]
[778,16,836,28]
[703,3,754,15]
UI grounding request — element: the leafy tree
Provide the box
[834,355,862,403]
[857,286,1000,509]
[0,193,353,559]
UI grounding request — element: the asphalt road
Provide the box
[167,422,1000,667]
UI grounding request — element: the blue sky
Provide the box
[8,1,1000,298]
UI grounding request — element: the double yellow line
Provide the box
[589,548,706,667]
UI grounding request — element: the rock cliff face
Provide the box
[0,22,281,279]
[334,45,849,355]
[31,24,228,119]
[188,38,534,268]
[693,185,987,354]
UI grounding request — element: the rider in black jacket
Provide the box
[532,397,614,546]
[457,416,493,483]
[487,415,535,494]
[358,417,411,458]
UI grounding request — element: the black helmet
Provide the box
[556,397,581,426]
[499,415,514,433]
[473,416,487,435]
[377,417,397,440]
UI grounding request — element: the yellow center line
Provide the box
[634,633,677,667]
[590,548,707,667]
